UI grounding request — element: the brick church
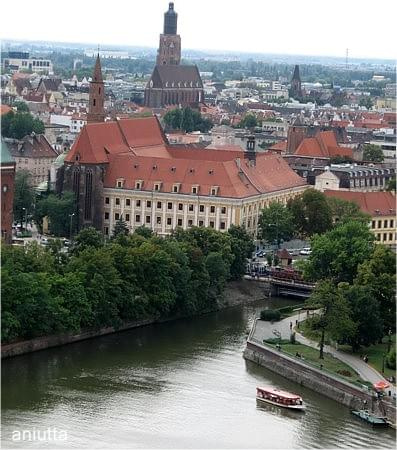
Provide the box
[144,2,204,108]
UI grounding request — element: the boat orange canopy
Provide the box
[373,380,390,390]
[257,387,301,400]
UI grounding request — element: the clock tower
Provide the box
[156,2,181,65]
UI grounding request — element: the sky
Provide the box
[2,0,396,60]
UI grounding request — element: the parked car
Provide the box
[255,250,265,258]
[299,247,312,256]
[41,237,50,246]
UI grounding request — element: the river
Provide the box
[1,298,395,449]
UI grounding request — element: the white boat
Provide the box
[256,387,305,411]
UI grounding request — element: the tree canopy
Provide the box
[2,111,45,139]
[13,171,35,226]
[34,192,75,236]
[163,107,213,133]
[258,202,295,246]
[363,144,384,163]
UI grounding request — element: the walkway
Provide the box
[252,310,396,397]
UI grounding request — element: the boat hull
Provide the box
[256,396,305,411]
[351,410,389,427]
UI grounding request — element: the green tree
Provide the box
[227,225,255,279]
[34,192,75,236]
[113,218,129,238]
[287,189,332,237]
[386,177,396,192]
[1,111,45,139]
[304,220,375,283]
[239,113,258,129]
[71,227,103,256]
[163,108,183,130]
[206,251,228,296]
[359,97,374,109]
[306,280,356,358]
[326,197,370,225]
[12,101,29,112]
[354,245,396,335]
[363,144,384,162]
[258,202,295,247]
[181,107,194,132]
[13,170,35,226]
[134,226,153,239]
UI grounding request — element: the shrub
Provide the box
[290,332,296,344]
[337,369,352,377]
[260,309,281,321]
[386,347,396,370]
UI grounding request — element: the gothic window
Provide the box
[84,169,93,220]
[99,87,101,94]
[93,99,96,107]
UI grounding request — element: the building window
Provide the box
[188,219,193,227]
[372,220,376,229]
[146,215,151,224]
[136,199,141,207]
[104,212,109,220]
[135,214,141,223]
[192,186,199,194]
[221,207,226,214]
[115,198,120,206]
[376,234,381,241]
[167,202,173,210]
[126,199,131,206]
[188,204,194,212]
[384,220,388,228]
[383,233,387,241]
[117,180,123,188]
[220,222,226,230]
[104,227,109,235]
[105,197,110,204]
[154,183,161,191]
[389,233,393,241]
[115,213,120,220]
[167,218,172,226]
[390,220,394,228]
[199,205,204,213]
[156,217,161,224]
[157,201,162,209]
[210,206,215,214]
[125,214,130,221]
[147,200,152,208]
[209,221,215,228]
[135,181,142,189]
[177,218,183,226]
[173,184,180,193]
[248,220,251,227]
[199,220,204,227]
[378,220,382,228]
[178,203,183,211]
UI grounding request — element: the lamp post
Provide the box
[22,207,28,232]
[69,213,75,240]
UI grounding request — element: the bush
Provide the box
[290,332,296,344]
[260,309,281,321]
[337,369,352,377]
[386,347,396,370]
[278,306,293,315]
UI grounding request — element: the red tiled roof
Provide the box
[269,141,287,152]
[277,249,292,259]
[295,131,353,159]
[324,190,396,216]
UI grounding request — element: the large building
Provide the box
[324,190,396,248]
[2,51,53,74]
[1,140,16,243]
[144,3,204,108]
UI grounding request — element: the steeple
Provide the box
[164,2,178,35]
[290,64,302,99]
[87,53,105,123]
[157,2,181,65]
[292,64,301,82]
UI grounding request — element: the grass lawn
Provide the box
[265,341,365,385]
[340,335,396,380]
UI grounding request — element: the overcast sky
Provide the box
[2,0,396,59]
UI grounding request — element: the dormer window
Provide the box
[210,186,219,196]
[192,185,199,194]
[135,180,143,190]
[116,178,125,188]
[172,183,180,193]
[154,182,162,191]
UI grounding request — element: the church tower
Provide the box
[156,2,181,65]
[290,64,302,99]
[87,54,105,123]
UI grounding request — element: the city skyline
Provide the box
[1,0,396,60]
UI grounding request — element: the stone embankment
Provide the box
[244,319,396,423]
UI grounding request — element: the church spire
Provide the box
[157,2,181,65]
[87,53,105,123]
[164,2,178,35]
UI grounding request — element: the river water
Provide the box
[2,299,395,449]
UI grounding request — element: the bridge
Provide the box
[243,274,315,299]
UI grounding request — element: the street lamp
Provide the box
[69,213,75,240]
[22,207,27,232]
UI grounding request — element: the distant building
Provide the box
[6,134,58,186]
[1,139,16,243]
[290,65,302,99]
[2,52,53,74]
[144,2,204,108]
[324,189,396,248]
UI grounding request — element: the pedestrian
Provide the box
[290,321,293,330]
[295,320,298,325]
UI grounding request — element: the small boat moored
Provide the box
[256,387,305,411]
[351,409,389,427]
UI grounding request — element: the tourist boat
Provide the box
[351,409,389,427]
[256,387,305,410]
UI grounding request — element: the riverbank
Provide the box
[245,318,397,424]
[2,279,269,359]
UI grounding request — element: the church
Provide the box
[144,2,204,108]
